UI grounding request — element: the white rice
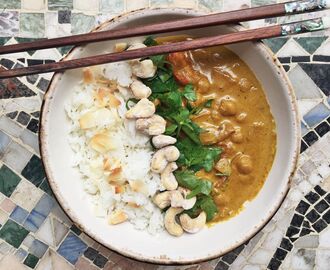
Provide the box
[65,63,165,234]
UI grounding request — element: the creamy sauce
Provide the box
[160,37,276,222]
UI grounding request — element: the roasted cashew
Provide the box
[179,211,207,233]
[152,191,171,209]
[164,207,184,237]
[152,135,177,149]
[127,43,147,51]
[136,115,166,136]
[170,188,196,210]
[131,59,157,78]
[125,98,155,119]
[130,80,152,99]
[160,162,178,191]
[151,146,180,173]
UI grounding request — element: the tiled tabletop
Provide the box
[0,0,329,269]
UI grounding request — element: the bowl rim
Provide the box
[39,7,301,265]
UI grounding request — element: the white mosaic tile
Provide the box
[277,39,309,57]
[36,217,54,247]
[19,129,39,155]
[10,179,43,212]
[315,249,330,270]
[248,248,272,264]
[0,116,24,138]
[288,65,323,100]
[126,0,149,11]
[0,254,28,270]
[0,209,8,225]
[262,227,285,250]
[36,249,74,270]
[291,249,316,270]
[319,228,330,248]
[2,141,32,173]
[295,235,319,248]
[22,0,46,10]
[74,0,99,11]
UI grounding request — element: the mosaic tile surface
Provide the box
[0,0,329,269]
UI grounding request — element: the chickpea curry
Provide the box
[142,36,276,224]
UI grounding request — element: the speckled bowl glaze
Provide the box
[40,8,300,264]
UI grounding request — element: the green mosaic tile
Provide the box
[252,0,276,7]
[48,0,73,10]
[0,220,29,248]
[57,45,73,56]
[23,253,39,268]
[0,37,10,46]
[263,37,288,54]
[0,0,21,9]
[0,165,21,197]
[39,179,54,197]
[199,0,223,11]
[20,13,45,39]
[71,13,95,35]
[21,155,45,187]
[100,0,125,12]
[294,37,328,54]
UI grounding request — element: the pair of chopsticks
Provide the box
[0,0,329,79]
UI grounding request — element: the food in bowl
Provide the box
[65,36,276,237]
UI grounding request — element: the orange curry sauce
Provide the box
[159,37,276,222]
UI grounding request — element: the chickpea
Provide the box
[231,127,244,144]
[219,99,237,116]
[218,121,235,141]
[236,154,253,175]
[236,112,247,123]
[211,110,222,121]
[197,77,211,94]
[215,158,231,176]
[239,78,252,92]
[200,128,218,145]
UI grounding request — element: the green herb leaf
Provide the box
[165,124,178,135]
[174,170,212,198]
[176,138,222,172]
[143,36,158,47]
[184,195,218,222]
[158,91,182,109]
[182,84,197,102]
[199,195,218,221]
[150,55,167,68]
[204,99,213,108]
[190,99,214,115]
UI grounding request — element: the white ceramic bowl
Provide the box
[40,8,300,264]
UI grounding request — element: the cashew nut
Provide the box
[152,191,171,209]
[125,98,155,119]
[131,59,157,78]
[114,42,128,52]
[179,211,207,233]
[136,115,166,136]
[127,43,147,51]
[152,135,177,148]
[160,162,178,191]
[164,207,184,237]
[151,146,180,173]
[170,188,196,210]
[130,80,152,99]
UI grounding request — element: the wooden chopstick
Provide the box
[1,17,329,79]
[0,0,328,55]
